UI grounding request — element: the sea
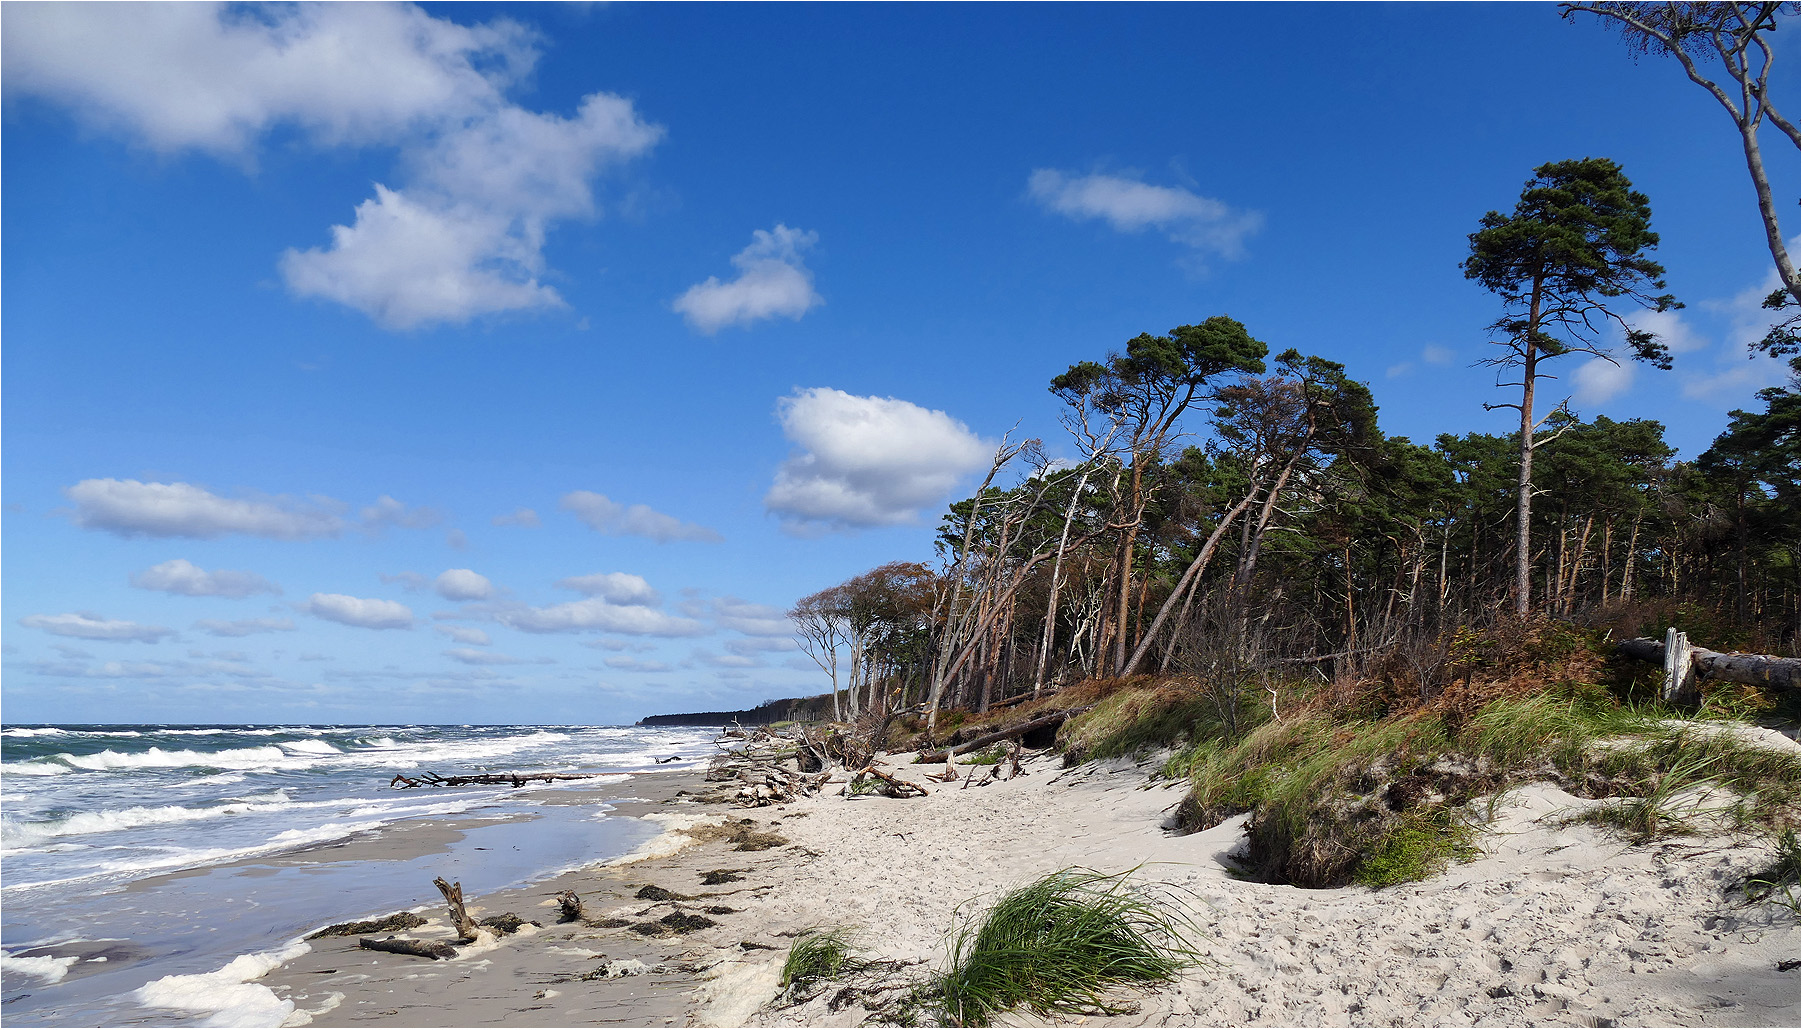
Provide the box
[0,723,722,1027]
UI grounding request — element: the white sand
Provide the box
[692,750,1802,1028]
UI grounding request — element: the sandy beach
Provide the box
[256,738,1800,1028]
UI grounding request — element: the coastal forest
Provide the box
[771,2,1801,894]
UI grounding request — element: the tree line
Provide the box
[787,4,1800,729]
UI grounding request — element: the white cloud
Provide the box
[361,494,441,531]
[444,648,526,666]
[1422,344,1455,366]
[445,528,468,550]
[492,507,540,528]
[673,224,823,334]
[701,597,793,637]
[381,571,430,592]
[764,388,992,530]
[434,568,493,601]
[1573,355,1636,406]
[4,4,661,330]
[604,656,672,673]
[1028,169,1261,259]
[0,3,532,153]
[307,593,414,630]
[437,625,492,646]
[559,491,722,543]
[555,572,660,606]
[194,617,296,637]
[1385,361,1413,379]
[1625,307,1708,355]
[698,651,759,669]
[725,635,798,657]
[582,637,657,653]
[19,612,175,643]
[492,599,705,637]
[65,479,344,539]
[131,558,279,598]
[280,185,566,330]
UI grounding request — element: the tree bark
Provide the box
[1617,637,1801,693]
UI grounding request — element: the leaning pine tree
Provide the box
[1464,157,1679,616]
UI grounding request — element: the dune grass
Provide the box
[1175,679,1799,887]
[932,868,1197,1027]
[780,926,860,989]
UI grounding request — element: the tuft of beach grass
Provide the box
[932,868,1197,1026]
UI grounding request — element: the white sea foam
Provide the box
[134,941,308,1027]
[0,952,79,983]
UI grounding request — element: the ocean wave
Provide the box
[2,799,293,848]
[1,800,490,890]
[57,745,303,773]
[1,761,70,776]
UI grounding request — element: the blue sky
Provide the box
[3,2,1796,725]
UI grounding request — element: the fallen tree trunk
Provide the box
[359,936,456,960]
[913,708,1086,765]
[1618,637,1801,693]
[390,771,603,789]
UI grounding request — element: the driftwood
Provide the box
[914,708,1084,765]
[1618,633,1801,699]
[433,877,479,943]
[555,890,584,923]
[390,771,602,789]
[358,936,456,960]
[847,763,929,798]
[705,726,837,806]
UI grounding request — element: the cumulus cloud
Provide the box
[361,495,441,531]
[434,568,494,601]
[673,224,823,334]
[492,599,705,637]
[436,625,492,646]
[307,593,414,630]
[4,3,661,330]
[764,388,992,530]
[19,612,175,643]
[559,491,722,543]
[194,617,296,637]
[131,558,279,598]
[64,479,344,539]
[492,507,540,528]
[555,572,660,606]
[1028,169,1261,259]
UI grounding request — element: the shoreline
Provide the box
[242,746,1803,1028]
